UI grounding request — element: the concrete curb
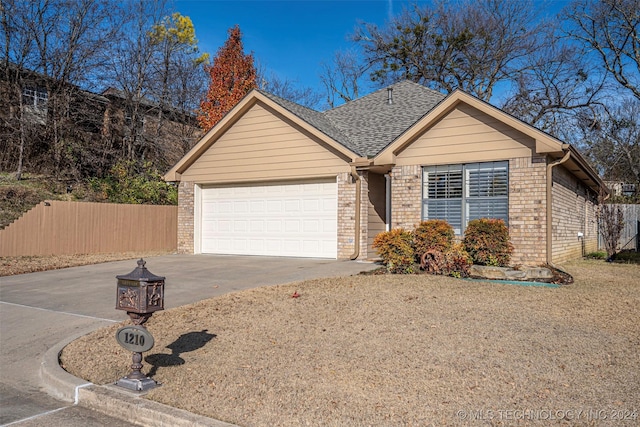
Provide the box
[41,333,238,427]
[40,328,96,403]
[79,385,237,427]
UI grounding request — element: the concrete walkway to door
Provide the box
[0,254,377,426]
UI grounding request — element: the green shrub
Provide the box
[413,220,455,259]
[585,251,607,260]
[463,218,513,267]
[372,229,416,274]
[88,160,177,205]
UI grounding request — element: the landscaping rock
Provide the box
[505,269,527,280]
[470,265,553,281]
[524,267,554,280]
[469,265,510,279]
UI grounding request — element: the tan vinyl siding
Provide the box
[395,103,535,165]
[181,103,350,182]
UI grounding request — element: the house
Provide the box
[100,87,202,169]
[0,64,201,174]
[164,81,605,265]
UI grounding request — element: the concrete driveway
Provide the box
[0,254,376,426]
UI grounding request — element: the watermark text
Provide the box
[455,408,638,422]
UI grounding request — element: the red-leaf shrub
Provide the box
[463,218,513,266]
[443,243,472,277]
[372,229,416,274]
[420,244,472,278]
[413,220,455,259]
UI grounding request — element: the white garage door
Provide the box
[200,180,337,258]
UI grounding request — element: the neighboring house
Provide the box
[604,181,638,199]
[0,64,108,130]
[101,88,202,167]
[164,81,605,265]
[0,64,201,172]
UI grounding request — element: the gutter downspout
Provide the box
[350,165,361,260]
[546,150,571,265]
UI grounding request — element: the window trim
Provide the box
[22,86,48,110]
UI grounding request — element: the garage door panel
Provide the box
[250,200,264,212]
[323,198,336,210]
[234,220,248,232]
[201,180,337,258]
[303,220,319,232]
[267,200,282,212]
[284,220,300,232]
[323,219,336,233]
[266,220,281,232]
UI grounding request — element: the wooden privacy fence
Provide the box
[0,201,177,256]
[616,204,639,251]
[599,204,639,252]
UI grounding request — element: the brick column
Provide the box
[508,156,547,265]
[177,181,195,254]
[337,172,356,259]
[390,165,422,230]
[337,171,368,260]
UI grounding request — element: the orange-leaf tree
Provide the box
[197,25,257,130]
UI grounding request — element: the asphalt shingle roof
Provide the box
[257,90,357,153]
[259,81,446,157]
[323,81,445,157]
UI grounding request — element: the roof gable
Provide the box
[164,90,359,181]
[374,90,566,165]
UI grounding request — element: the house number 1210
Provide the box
[124,332,145,346]
[115,325,155,353]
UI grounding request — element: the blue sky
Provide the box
[174,0,569,99]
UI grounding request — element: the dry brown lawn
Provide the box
[0,252,172,276]
[61,260,640,426]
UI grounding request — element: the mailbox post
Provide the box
[115,259,164,391]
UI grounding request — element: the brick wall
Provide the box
[390,165,422,230]
[552,165,598,263]
[390,158,551,266]
[177,181,195,254]
[509,156,547,265]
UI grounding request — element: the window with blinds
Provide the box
[423,161,508,234]
[423,165,463,234]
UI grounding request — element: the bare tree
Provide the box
[319,49,369,108]
[579,99,640,185]
[1,0,28,178]
[353,0,543,101]
[258,71,322,109]
[501,28,607,140]
[564,0,640,100]
[104,1,165,163]
[1,0,117,178]
[147,11,208,163]
[597,189,626,259]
